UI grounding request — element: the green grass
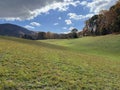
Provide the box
[41,34,120,61]
[0,35,120,90]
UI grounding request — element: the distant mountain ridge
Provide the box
[0,23,79,40]
[0,23,35,37]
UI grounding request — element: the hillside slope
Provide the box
[0,36,120,90]
[41,34,120,60]
[0,23,34,37]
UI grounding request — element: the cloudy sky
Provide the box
[0,0,118,33]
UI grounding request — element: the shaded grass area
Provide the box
[0,35,120,90]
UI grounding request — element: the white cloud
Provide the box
[68,13,94,20]
[80,1,88,6]
[30,22,41,26]
[81,0,118,14]
[25,22,40,29]
[58,17,62,20]
[0,0,80,21]
[24,25,35,29]
[62,27,67,30]
[69,26,74,31]
[54,23,59,25]
[62,31,71,34]
[3,17,21,21]
[65,19,72,25]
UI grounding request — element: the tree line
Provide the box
[21,28,79,40]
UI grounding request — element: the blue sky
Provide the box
[0,0,118,33]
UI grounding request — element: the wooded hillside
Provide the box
[82,1,120,36]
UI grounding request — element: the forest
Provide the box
[82,1,120,36]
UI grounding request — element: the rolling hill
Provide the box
[0,35,120,90]
[41,34,120,61]
[0,23,34,37]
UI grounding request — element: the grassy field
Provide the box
[41,35,120,61]
[0,35,120,90]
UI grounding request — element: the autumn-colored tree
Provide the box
[111,1,120,32]
[83,1,120,36]
[100,1,120,33]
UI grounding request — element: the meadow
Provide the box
[0,35,120,90]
